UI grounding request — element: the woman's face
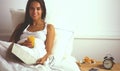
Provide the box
[29,1,42,21]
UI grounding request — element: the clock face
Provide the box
[103,59,113,70]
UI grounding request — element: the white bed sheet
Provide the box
[0,40,80,71]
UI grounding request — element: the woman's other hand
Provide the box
[36,53,50,65]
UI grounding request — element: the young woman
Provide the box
[9,0,55,65]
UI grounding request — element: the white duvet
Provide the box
[0,40,80,71]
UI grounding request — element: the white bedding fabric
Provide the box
[0,40,80,71]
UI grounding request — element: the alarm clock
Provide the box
[103,56,115,70]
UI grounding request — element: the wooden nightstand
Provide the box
[76,61,120,71]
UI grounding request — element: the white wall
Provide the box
[72,38,120,63]
[45,0,75,31]
[74,0,120,38]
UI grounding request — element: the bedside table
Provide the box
[76,61,120,71]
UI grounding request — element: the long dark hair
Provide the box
[14,0,46,42]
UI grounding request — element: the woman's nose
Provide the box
[33,8,37,13]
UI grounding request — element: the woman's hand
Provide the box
[36,53,50,65]
[20,40,33,48]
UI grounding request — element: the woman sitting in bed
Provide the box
[9,0,55,65]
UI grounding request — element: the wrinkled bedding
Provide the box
[0,40,80,71]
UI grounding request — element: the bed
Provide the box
[0,9,80,71]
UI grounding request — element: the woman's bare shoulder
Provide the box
[47,24,55,30]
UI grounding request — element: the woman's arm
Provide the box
[45,24,55,55]
[36,24,55,64]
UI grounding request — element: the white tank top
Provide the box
[19,24,47,42]
[17,24,47,60]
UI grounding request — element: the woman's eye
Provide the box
[30,7,34,10]
[30,7,41,11]
[37,7,41,10]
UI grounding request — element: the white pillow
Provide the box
[10,9,74,64]
[10,9,25,28]
[52,28,74,64]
